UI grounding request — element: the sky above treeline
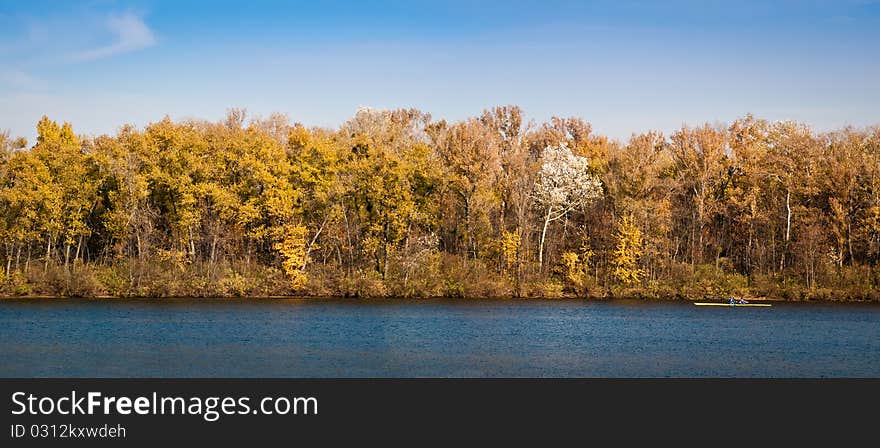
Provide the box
[1,0,879,143]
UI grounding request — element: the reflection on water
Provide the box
[0,298,878,377]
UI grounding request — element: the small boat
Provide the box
[694,302,772,307]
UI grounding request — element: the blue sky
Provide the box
[1,0,879,143]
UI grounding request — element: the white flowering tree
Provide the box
[533,144,603,268]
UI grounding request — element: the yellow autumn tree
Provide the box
[561,245,594,293]
[274,224,310,289]
[499,229,520,273]
[612,215,644,284]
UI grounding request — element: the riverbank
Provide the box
[1,292,874,303]
[3,261,879,303]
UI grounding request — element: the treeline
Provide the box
[1,107,879,300]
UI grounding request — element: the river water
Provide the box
[0,298,877,377]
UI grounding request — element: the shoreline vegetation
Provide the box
[2,107,880,302]
[0,295,787,302]
[0,292,809,302]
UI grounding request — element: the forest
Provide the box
[1,106,879,301]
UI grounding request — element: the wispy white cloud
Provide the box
[69,11,156,62]
[0,9,156,95]
[0,69,46,90]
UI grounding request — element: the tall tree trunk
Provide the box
[847,220,853,266]
[74,235,83,264]
[697,210,704,266]
[498,198,507,273]
[190,236,196,260]
[45,236,52,272]
[747,214,754,278]
[300,215,329,273]
[539,207,552,270]
[690,211,696,267]
[6,243,12,275]
[463,194,473,259]
[781,188,791,271]
[210,234,217,265]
